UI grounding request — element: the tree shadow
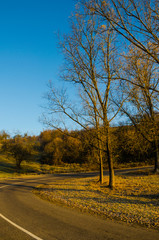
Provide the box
[122,170,154,177]
[36,186,86,193]
[0,161,17,173]
[137,193,159,200]
[36,184,159,207]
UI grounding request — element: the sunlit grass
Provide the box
[34,171,159,230]
[0,154,86,179]
[0,151,152,180]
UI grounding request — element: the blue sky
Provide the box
[0,0,77,136]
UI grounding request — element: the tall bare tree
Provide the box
[121,46,159,172]
[84,0,159,172]
[44,6,123,188]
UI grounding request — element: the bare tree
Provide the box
[121,46,159,172]
[84,0,159,172]
[84,0,159,64]
[43,6,123,188]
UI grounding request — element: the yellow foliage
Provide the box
[102,1,107,7]
[90,7,95,12]
[101,24,106,29]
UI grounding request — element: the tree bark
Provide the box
[154,138,159,173]
[16,159,22,170]
[106,140,114,189]
[99,148,104,184]
[105,124,114,189]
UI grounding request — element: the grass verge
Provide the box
[0,153,152,179]
[34,170,159,230]
[0,154,86,179]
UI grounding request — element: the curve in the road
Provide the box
[0,171,159,240]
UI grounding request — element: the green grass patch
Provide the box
[34,171,159,230]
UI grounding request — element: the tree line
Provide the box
[0,124,157,174]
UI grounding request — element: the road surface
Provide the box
[0,168,159,240]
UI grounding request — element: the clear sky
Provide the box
[0,0,77,136]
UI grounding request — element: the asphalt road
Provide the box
[0,168,159,240]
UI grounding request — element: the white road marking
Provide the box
[0,214,44,240]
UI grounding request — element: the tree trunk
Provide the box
[97,131,104,184]
[16,159,22,170]
[154,138,159,173]
[99,149,104,184]
[105,125,114,189]
[106,140,114,189]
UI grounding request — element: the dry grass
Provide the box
[34,171,159,230]
[0,153,86,179]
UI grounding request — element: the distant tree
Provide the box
[39,130,65,165]
[112,125,152,164]
[0,130,10,141]
[2,135,34,169]
[44,137,64,165]
[39,130,55,145]
[62,134,83,163]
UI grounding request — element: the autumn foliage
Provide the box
[0,122,158,170]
